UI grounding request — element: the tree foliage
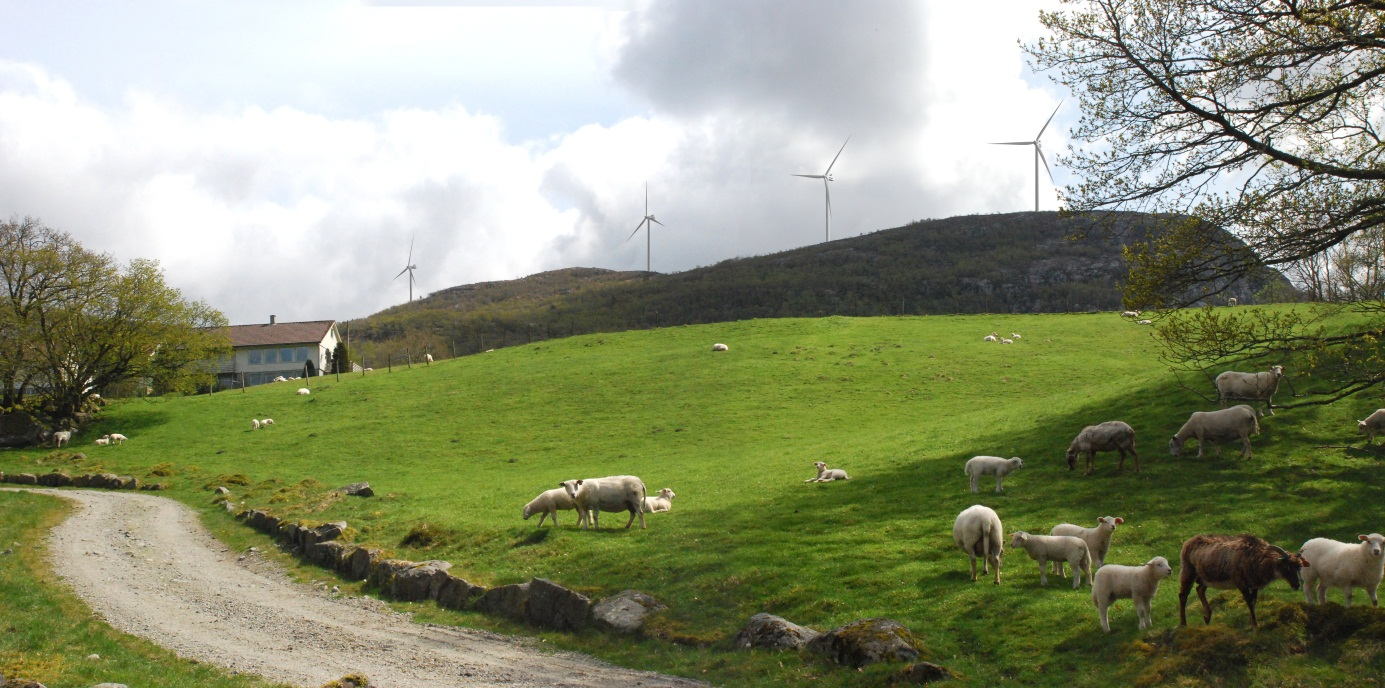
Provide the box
[1030,0,1385,405]
[0,218,230,426]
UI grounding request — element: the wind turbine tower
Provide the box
[625,184,664,273]
[792,136,850,242]
[990,101,1062,212]
[394,236,419,302]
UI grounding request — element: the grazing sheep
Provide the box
[804,461,850,483]
[259,419,273,427]
[1001,338,1014,344]
[1121,310,1140,318]
[1179,533,1310,627]
[712,343,729,351]
[1010,531,1091,589]
[1228,297,1238,307]
[52,430,71,448]
[1052,516,1125,573]
[954,505,1004,584]
[1358,409,1385,443]
[1169,405,1260,459]
[559,476,647,530]
[522,487,577,527]
[1215,365,1285,416]
[1299,533,1385,606]
[982,334,998,342]
[94,437,110,446]
[1137,319,1153,325]
[1092,556,1173,632]
[424,353,434,363]
[1066,421,1139,475]
[963,456,1023,494]
[297,388,311,395]
[643,488,676,513]
[251,419,262,430]
[108,433,128,444]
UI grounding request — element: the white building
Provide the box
[216,316,341,389]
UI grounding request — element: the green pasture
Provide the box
[4,311,1385,687]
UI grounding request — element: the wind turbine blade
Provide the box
[990,142,1033,146]
[407,235,415,264]
[625,219,646,243]
[650,218,665,226]
[792,174,823,179]
[1038,146,1055,183]
[645,182,649,217]
[824,135,850,175]
[824,179,832,217]
[393,266,409,280]
[1035,100,1063,139]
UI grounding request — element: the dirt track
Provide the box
[7,488,708,688]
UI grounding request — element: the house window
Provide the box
[280,348,293,363]
[263,349,277,364]
[295,347,309,362]
[248,349,262,365]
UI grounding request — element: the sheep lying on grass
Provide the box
[983,334,998,342]
[1092,556,1173,632]
[1052,516,1124,571]
[964,456,1023,493]
[643,488,676,513]
[804,461,849,483]
[297,388,311,395]
[1066,421,1138,474]
[954,505,1003,584]
[522,487,577,527]
[1215,365,1285,416]
[560,476,647,530]
[94,437,109,446]
[712,343,729,351]
[1169,405,1260,459]
[1121,310,1140,318]
[1358,410,1385,444]
[1010,532,1091,589]
[1299,533,1385,606]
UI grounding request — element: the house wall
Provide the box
[216,325,341,390]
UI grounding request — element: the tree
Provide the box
[1030,0,1385,406]
[330,340,350,374]
[0,218,231,426]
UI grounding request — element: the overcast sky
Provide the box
[0,0,1069,324]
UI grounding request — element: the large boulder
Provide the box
[734,613,821,651]
[806,618,923,668]
[336,482,374,497]
[473,582,531,622]
[346,547,385,581]
[307,540,352,571]
[591,590,667,635]
[241,510,281,536]
[526,578,591,631]
[11,474,37,485]
[368,559,417,592]
[436,574,486,611]
[390,561,452,602]
[36,472,72,487]
[111,475,138,490]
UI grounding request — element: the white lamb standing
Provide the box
[1299,533,1385,606]
[1358,409,1385,444]
[964,456,1023,494]
[522,487,577,527]
[1092,556,1173,632]
[1169,405,1260,459]
[424,353,434,363]
[1214,365,1285,416]
[297,388,311,395]
[1228,297,1238,307]
[804,461,849,483]
[712,343,730,351]
[1011,531,1092,589]
[954,505,1004,584]
[559,476,647,530]
[108,433,128,444]
[251,419,261,430]
[642,488,676,513]
[1051,516,1125,572]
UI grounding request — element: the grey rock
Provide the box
[36,472,72,487]
[734,613,821,650]
[336,482,374,497]
[390,561,453,602]
[368,559,417,592]
[591,590,666,635]
[526,578,591,631]
[213,486,230,495]
[347,547,384,581]
[473,582,531,622]
[307,540,352,571]
[436,574,486,610]
[806,618,922,668]
[12,474,36,485]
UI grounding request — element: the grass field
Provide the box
[4,311,1385,687]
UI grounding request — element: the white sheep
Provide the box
[1228,297,1238,307]
[1001,338,1014,344]
[954,505,1004,584]
[52,430,71,448]
[272,375,288,383]
[642,488,676,513]
[1121,310,1140,318]
[1011,332,1022,340]
[982,334,998,342]
[259,419,273,427]
[1092,556,1173,632]
[1358,409,1385,444]
[108,432,128,444]
[1169,405,1260,459]
[1137,319,1153,325]
[251,419,262,430]
[1051,516,1125,572]
[712,343,729,351]
[1215,365,1285,416]
[804,461,850,483]
[522,487,577,527]
[1010,531,1092,589]
[559,476,647,530]
[424,353,434,363]
[1299,533,1385,606]
[297,388,311,395]
[963,456,1023,494]
[1066,421,1139,475]
[94,437,110,446]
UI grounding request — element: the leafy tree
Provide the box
[1030,0,1385,406]
[330,341,350,373]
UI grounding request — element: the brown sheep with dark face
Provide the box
[1179,533,1310,627]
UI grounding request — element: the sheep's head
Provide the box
[1360,420,1369,434]
[1270,545,1309,589]
[1168,436,1183,456]
[1009,531,1030,547]
[813,461,827,471]
[559,479,582,499]
[1009,457,1024,469]
[1147,556,1173,579]
[1098,516,1124,531]
[658,488,676,500]
[1271,365,1285,378]
[522,505,534,519]
[1064,447,1078,470]
[1360,533,1385,557]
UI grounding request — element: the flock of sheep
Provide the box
[522,476,677,530]
[51,429,127,448]
[954,358,1385,632]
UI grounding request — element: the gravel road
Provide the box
[7,488,709,688]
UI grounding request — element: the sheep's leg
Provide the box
[1304,579,1316,604]
[990,553,1001,585]
[1137,597,1152,629]
[994,476,1003,493]
[1037,557,1048,586]
[969,474,979,494]
[1344,586,1354,607]
[1316,581,1327,605]
[1369,584,1379,607]
[1196,583,1213,624]
[1244,588,1261,627]
[537,512,550,528]
[969,554,978,582]
[1098,603,1111,633]
[1240,435,1252,459]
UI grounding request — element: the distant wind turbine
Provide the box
[990,101,1063,212]
[625,183,664,273]
[394,236,418,302]
[792,136,850,242]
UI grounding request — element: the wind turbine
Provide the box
[792,136,850,242]
[393,236,418,302]
[990,101,1062,212]
[625,183,664,273]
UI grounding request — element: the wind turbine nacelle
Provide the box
[825,174,834,182]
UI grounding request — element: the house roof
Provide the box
[223,320,336,348]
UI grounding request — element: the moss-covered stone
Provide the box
[807,618,923,668]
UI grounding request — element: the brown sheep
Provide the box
[1179,534,1310,627]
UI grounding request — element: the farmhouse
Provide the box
[216,316,341,389]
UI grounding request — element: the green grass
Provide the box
[4,311,1385,686]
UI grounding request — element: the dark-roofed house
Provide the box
[217,316,341,389]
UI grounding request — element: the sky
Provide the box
[0,0,1070,324]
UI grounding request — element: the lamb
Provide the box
[1215,365,1285,416]
[522,487,577,527]
[642,488,676,513]
[259,419,273,427]
[94,437,110,446]
[1358,409,1385,443]
[559,476,647,530]
[1051,516,1125,572]
[108,433,128,444]
[1000,338,1014,344]
[1137,319,1153,325]
[1011,332,1022,340]
[1299,533,1385,606]
[1121,310,1140,318]
[1010,531,1091,589]
[251,419,262,430]
[273,375,288,383]
[982,334,998,342]
[1228,297,1238,307]
[1092,556,1173,632]
[52,430,71,448]
[954,505,1004,584]
[804,461,850,483]
[297,388,311,395]
[1179,533,1310,627]
[1066,421,1139,475]
[963,456,1023,493]
[712,343,729,351]
[1169,405,1260,459]
[424,353,434,363]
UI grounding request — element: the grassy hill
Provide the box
[3,310,1381,687]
